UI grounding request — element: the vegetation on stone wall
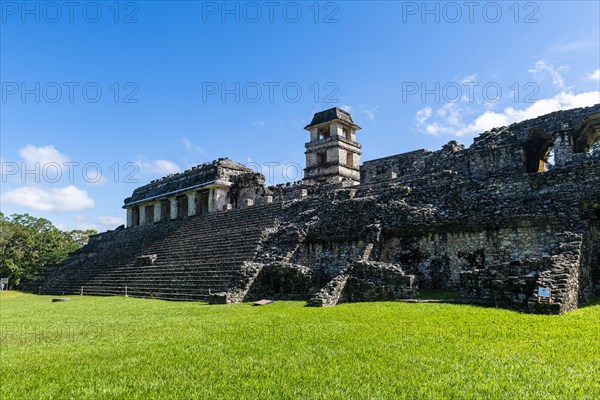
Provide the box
[0,213,96,288]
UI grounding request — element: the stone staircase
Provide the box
[33,203,283,301]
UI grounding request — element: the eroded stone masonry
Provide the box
[32,105,600,313]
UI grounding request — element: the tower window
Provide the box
[316,152,327,166]
[318,128,330,140]
[346,152,354,167]
[343,128,350,140]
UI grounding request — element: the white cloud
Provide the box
[337,104,378,121]
[154,160,180,174]
[19,144,69,166]
[74,223,101,231]
[528,60,570,91]
[460,74,478,85]
[360,105,379,121]
[547,39,598,55]
[586,69,600,81]
[2,185,95,212]
[182,138,207,155]
[415,106,432,125]
[415,60,599,138]
[98,216,124,226]
[137,159,181,175]
[416,91,600,138]
[252,121,266,126]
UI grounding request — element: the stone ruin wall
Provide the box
[35,104,600,314]
[250,103,600,312]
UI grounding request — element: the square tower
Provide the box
[303,108,362,185]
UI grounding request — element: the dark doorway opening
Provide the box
[524,129,554,173]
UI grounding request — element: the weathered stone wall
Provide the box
[243,262,313,300]
[379,220,564,290]
[341,261,417,303]
[580,218,600,301]
[593,220,600,294]
[307,261,416,306]
[30,104,600,313]
[460,232,584,313]
[360,149,430,183]
[244,262,316,301]
[362,104,600,184]
[290,241,368,283]
[124,158,255,205]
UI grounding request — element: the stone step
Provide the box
[33,202,284,301]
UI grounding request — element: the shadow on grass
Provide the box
[578,297,600,309]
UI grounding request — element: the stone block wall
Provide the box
[244,262,313,301]
[362,104,600,184]
[342,261,417,302]
[460,232,585,313]
[308,261,416,306]
[290,240,369,283]
[379,220,565,290]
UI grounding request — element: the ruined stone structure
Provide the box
[30,105,600,314]
[123,158,269,227]
[303,108,362,185]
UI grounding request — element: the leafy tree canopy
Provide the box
[0,213,97,288]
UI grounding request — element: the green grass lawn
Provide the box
[1,291,599,399]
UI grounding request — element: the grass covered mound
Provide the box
[1,292,599,399]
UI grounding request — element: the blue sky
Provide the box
[1,0,599,231]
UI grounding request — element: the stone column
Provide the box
[169,197,178,220]
[208,188,216,213]
[139,205,146,225]
[126,208,133,228]
[153,202,161,223]
[187,192,197,216]
[310,128,318,141]
[329,122,338,137]
[553,132,574,167]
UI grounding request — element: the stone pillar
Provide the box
[139,205,146,225]
[126,208,133,228]
[169,197,177,220]
[330,122,338,137]
[153,202,161,223]
[310,128,318,141]
[187,192,196,216]
[208,188,216,213]
[553,132,574,167]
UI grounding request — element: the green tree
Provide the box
[0,213,96,288]
[69,229,98,247]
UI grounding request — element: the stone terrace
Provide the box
[30,104,600,313]
[33,203,283,301]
